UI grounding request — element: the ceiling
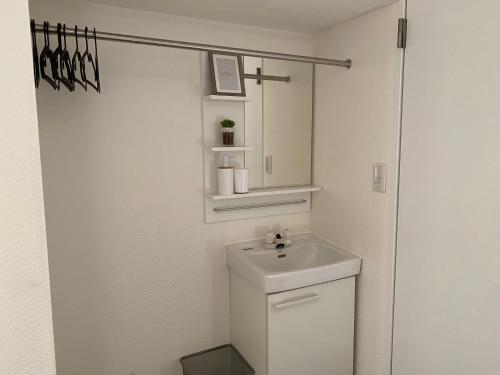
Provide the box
[81,0,397,33]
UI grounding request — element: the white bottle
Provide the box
[234,168,249,194]
[218,155,234,196]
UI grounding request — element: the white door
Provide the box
[267,278,355,375]
[393,1,500,374]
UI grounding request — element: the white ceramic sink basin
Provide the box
[226,233,361,293]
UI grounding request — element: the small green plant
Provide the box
[220,118,235,128]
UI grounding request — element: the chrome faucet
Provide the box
[264,228,292,251]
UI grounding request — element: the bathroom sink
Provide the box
[226,233,361,293]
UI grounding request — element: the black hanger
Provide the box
[39,22,59,90]
[52,23,73,91]
[82,27,101,93]
[59,24,75,91]
[92,28,101,93]
[30,20,40,88]
[50,23,62,87]
[71,26,87,91]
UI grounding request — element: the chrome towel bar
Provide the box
[213,199,307,212]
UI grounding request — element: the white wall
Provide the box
[393,1,500,374]
[28,1,312,374]
[311,4,403,375]
[0,1,56,374]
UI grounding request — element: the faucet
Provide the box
[264,228,292,251]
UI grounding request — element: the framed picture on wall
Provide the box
[208,52,246,96]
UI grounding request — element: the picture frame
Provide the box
[208,52,246,96]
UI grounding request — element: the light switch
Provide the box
[372,163,387,193]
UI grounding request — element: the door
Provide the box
[393,1,500,374]
[267,278,355,375]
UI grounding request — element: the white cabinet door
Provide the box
[267,278,355,375]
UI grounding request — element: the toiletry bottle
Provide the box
[234,168,249,194]
[218,155,234,196]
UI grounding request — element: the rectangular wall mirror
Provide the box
[244,57,313,188]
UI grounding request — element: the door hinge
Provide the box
[397,18,407,48]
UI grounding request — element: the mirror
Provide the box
[244,57,313,188]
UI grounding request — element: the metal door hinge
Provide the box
[397,18,407,48]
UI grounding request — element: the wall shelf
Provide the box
[205,95,250,102]
[210,185,322,200]
[211,146,254,152]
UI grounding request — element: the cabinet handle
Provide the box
[265,155,273,174]
[272,293,320,310]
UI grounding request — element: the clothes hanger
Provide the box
[71,25,87,91]
[39,22,59,90]
[59,24,75,91]
[50,23,62,89]
[92,28,101,93]
[82,27,101,93]
[52,23,73,91]
[50,23,62,86]
[30,19,40,88]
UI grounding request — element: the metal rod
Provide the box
[244,73,291,82]
[34,23,351,68]
[213,199,307,212]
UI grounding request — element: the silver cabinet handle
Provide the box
[272,293,319,310]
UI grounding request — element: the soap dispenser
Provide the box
[218,155,234,196]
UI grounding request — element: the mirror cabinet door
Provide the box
[244,57,313,189]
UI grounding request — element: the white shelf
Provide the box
[205,95,250,102]
[211,146,255,152]
[210,185,322,200]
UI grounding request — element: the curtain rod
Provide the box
[34,24,352,68]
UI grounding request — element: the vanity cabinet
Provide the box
[230,271,355,375]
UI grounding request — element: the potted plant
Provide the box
[220,118,236,146]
